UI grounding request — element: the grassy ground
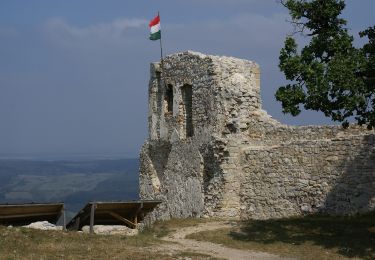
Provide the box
[0,220,218,260]
[1,214,373,259]
[187,213,375,260]
[0,226,166,260]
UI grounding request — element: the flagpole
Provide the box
[159,11,163,61]
[159,36,163,62]
[158,11,166,88]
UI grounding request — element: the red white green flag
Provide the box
[149,14,161,40]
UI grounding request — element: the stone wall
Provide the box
[140,51,223,221]
[139,140,205,222]
[240,133,375,219]
[221,111,375,219]
[139,51,375,221]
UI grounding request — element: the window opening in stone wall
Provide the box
[182,84,194,137]
[164,84,173,114]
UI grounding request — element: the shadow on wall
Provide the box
[148,141,172,181]
[229,134,375,259]
[323,134,375,215]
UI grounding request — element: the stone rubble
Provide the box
[23,221,62,231]
[21,221,138,236]
[81,225,139,236]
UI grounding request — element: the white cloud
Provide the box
[164,12,290,59]
[44,17,147,42]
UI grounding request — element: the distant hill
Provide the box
[0,158,139,220]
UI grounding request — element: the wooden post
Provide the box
[89,203,96,234]
[74,217,80,231]
[62,205,67,231]
[134,202,143,225]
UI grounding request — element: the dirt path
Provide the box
[156,221,293,260]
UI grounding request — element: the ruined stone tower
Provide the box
[139,51,375,221]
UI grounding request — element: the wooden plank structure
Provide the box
[66,200,162,233]
[0,203,65,228]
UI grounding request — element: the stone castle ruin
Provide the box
[139,51,375,221]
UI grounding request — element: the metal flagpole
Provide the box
[158,11,166,88]
[159,11,163,62]
[159,36,163,63]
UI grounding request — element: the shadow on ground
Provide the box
[230,213,375,259]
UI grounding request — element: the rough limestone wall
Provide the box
[148,52,219,141]
[140,51,262,220]
[140,52,224,221]
[139,140,206,222]
[140,51,375,221]
[239,129,375,219]
[199,54,375,219]
[201,55,261,218]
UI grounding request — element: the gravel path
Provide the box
[157,221,293,260]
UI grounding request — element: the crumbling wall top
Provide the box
[148,51,262,141]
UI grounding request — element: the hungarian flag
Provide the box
[149,14,161,40]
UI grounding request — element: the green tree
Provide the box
[276,0,375,128]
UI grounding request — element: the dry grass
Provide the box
[150,217,215,238]
[0,218,218,260]
[0,226,169,260]
[187,213,375,260]
[2,215,373,259]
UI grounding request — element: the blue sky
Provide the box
[0,0,374,158]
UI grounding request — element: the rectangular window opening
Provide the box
[165,84,173,114]
[182,84,193,137]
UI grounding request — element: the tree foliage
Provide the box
[276,0,375,128]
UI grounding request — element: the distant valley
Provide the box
[0,158,139,220]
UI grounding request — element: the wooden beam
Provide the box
[106,211,137,229]
[0,211,59,219]
[65,201,162,230]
